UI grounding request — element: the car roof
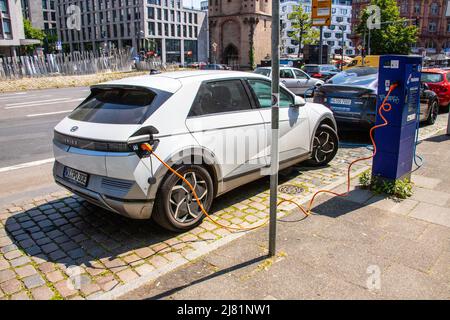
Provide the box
[422,68,447,74]
[98,71,268,92]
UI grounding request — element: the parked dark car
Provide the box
[303,64,341,81]
[312,67,439,130]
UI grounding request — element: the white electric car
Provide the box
[53,71,338,232]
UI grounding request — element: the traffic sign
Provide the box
[311,0,332,27]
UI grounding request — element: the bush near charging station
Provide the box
[359,170,413,199]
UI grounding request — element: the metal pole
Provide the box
[368,28,371,56]
[319,26,323,64]
[447,110,450,136]
[269,0,280,257]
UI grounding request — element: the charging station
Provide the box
[372,55,423,181]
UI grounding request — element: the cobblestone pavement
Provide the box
[0,115,447,300]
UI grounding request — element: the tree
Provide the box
[288,5,319,57]
[23,19,45,54]
[356,0,418,55]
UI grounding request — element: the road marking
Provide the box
[27,110,72,117]
[6,97,69,107]
[0,158,55,173]
[0,92,27,97]
[5,98,84,110]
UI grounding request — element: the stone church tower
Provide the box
[208,0,272,70]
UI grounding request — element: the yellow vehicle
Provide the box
[344,55,380,70]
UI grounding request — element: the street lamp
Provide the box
[338,24,346,71]
[138,30,145,55]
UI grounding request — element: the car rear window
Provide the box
[328,67,378,84]
[69,87,172,124]
[254,68,271,77]
[421,73,444,83]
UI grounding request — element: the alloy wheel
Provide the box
[313,130,336,163]
[168,171,208,223]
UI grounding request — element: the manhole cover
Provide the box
[278,184,304,194]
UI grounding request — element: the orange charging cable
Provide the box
[141,83,398,232]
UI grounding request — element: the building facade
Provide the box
[55,0,207,64]
[280,0,355,57]
[350,0,450,54]
[0,0,26,57]
[21,0,57,35]
[208,0,272,69]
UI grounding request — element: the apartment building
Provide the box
[55,0,207,63]
[21,0,57,35]
[280,0,355,57]
[0,0,26,57]
[350,0,450,54]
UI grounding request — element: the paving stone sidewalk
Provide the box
[0,115,447,300]
[124,122,450,300]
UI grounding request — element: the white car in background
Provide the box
[254,66,324,96]
[53,71,338,232]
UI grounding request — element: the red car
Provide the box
[421,68,450,111]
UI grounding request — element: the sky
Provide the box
[183,0,202,9]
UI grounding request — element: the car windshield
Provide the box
[421,73,443,83]
[304,65,320,73]
[69,87,172,124]
[254,68,271,77]
[328,67,378,85]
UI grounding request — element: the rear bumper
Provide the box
[53,161,154,219]
[334,115,375,131]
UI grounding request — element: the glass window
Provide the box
[189,80,252,117]
[69,88,171,124]
[254,68,271,77]
[421,73,444,83]
[293,69,308,79]
[247,79,293,108]
[280,69,295,79]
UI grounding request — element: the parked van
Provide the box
[344,55,380,70]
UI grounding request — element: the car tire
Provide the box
[304,124,339,167]
[426,100,438,125]
[152,165,214,232]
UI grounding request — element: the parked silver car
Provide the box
[254,66,324,96]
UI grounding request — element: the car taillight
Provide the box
[313,91,326,105]
[312,73,323,78]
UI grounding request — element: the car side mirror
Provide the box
[292,96,306,108]
[422,83,430,90]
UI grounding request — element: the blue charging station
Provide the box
[372,55,423,181]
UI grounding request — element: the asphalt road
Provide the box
[0,87,91,207]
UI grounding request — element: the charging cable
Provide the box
[141,83,399,232]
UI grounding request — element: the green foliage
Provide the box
[288,5,320,57]
[358,169,413,199]
[23,19,45,54]
[23,19,45,42]
[356,0,418,55]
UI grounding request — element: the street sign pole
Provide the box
[269,0,280,257]
[319,26,323,64]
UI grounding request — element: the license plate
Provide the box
[63,167,89,187]
[330,98,352,105]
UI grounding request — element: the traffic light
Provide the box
[361,48,366,57]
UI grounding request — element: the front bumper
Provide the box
[53,161,155,219]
